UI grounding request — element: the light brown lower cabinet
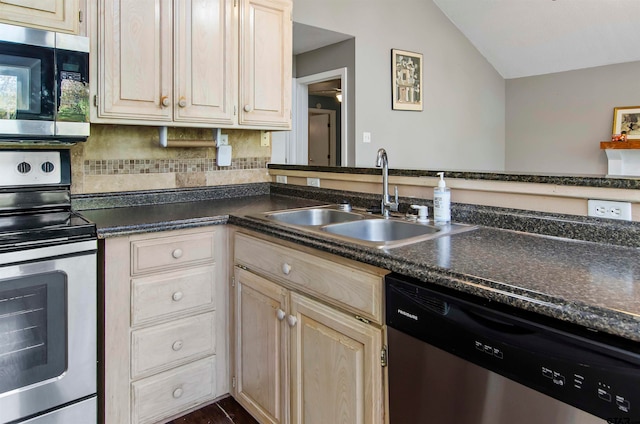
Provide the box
[102,226,229,424]
[233,231,387,424]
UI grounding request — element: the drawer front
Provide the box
[131,312,215,378]
[131,265,215,326]
[131,231,215,275]
[235,233,383,324]
[131,357,216,424]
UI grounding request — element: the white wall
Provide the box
[293,0,505,171]
[506,61,640,175]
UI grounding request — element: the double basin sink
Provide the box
[252,205,476,249]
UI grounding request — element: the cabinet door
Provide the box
[238,0,291,128]
[289,292,384,424]
[234,268,289,424]
[174,0,235,125]
[97,0,172,122]
[0,0,80,33]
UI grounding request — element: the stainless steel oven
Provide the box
[0,23,89,142]
[0,150,96,424]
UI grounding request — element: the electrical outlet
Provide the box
[218,134,229,145]
[306,177,320,187]
[276,175,287,184]
[260,131,270,147]
[587,200,632,221]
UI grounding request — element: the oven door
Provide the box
[0,240,97,424]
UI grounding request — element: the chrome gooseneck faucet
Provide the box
[376,148,398,218]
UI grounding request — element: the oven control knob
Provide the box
[172,388,184,399]
[172,248,183,259]
[41,161,55,173]
[172,340,183,351]
[17,162,31,174]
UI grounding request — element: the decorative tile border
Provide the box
[84,157,270,175]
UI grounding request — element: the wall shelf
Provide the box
[600,141,640,177]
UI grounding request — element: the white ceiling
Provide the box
[294,2,640,79]
[432,0,640,79]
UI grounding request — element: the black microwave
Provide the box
[0,23,89,143]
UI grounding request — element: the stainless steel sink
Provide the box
[264,208,364,226]
[252,205,477,249]
[322,219,440,241]
[321,219,475,248]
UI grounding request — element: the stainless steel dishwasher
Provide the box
[386,273,640,424]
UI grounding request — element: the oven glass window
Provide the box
[0,271,66,394]
[0,41,55,121]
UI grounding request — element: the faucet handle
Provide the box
[391,186,399,211]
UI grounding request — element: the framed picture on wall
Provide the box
[613,106,640,139]
[392,49,423,111]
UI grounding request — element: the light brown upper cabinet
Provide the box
[90,0,292,130]
[0,0,83,34]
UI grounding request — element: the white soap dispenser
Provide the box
[410,204,429,223]
[433,172,451,223]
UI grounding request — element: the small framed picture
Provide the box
[612,106,640,139]
[392,49,423,111]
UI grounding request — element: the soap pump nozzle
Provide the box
[437,172,446,188]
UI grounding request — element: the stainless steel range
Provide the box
[0,150,97,424]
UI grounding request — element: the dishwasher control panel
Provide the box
[386,274,640,423]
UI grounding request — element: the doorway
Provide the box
[270,68,348,166]
[308,108,337,166]
[293,67,348,166]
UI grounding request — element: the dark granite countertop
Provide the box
[79,194,324,238]
[268,164,640,189]
[76,184,640,343]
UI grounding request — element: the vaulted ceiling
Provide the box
[432,0,640,78]
[294,1,640,79]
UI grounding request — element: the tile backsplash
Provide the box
[71,124,271,194]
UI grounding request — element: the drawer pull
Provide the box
[172,248,184,259]
[287,315,297,327]
[161,95,170,107]
[172,291,184,302]
[172,387,184,399]
[276,308,286,321]
[282,263,292,275]
[172,340,183,351]
[243,104,253,113]
[178,96,187,108]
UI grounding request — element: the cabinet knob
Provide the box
[172,291,183,302]
[178,97,187,108]
[282,263,291,275]
[173,387,184,399]
[161,96,170,107]
[276,308,286,321]
[172,248,183,259]
[287,315,297,327]
[243,104,253,113]
[172,340,183,351]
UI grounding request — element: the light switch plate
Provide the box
[307,177,320,187]
[276,175,287,184]
[363,132,371,143]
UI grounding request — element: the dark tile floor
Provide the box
[168,396,258,424]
